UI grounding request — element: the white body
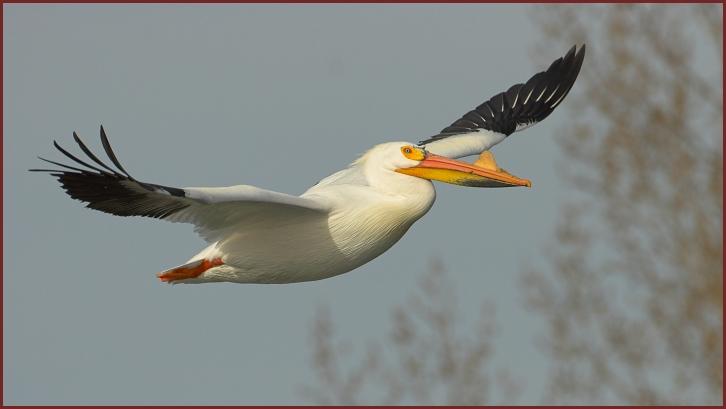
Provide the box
[181,143,437,284]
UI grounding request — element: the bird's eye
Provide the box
[401,145,425,161]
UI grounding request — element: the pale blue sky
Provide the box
[5,4,574,404]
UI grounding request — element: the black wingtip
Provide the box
[36,155,87,173]
[33,127,191,220]
[98,125,133,179]
[30,156,57,173]
[422,43,588,143]
[51,138,113,175]
[72,130,118,174]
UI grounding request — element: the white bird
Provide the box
[32,45,585,284]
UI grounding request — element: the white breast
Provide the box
[211,183,435,284]
[325,184,435,263]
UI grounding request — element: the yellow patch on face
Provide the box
[400,145,426,161]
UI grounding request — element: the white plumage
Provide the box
[32,45,585,284]
[171,142,439,283]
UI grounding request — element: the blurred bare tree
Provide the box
[301,261,519,405]
[524,4,722,405]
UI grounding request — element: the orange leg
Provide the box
[157,258,224,283]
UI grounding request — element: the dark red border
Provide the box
[1,2,724,408]
[1,1,725,3]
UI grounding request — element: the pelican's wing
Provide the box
[31,127,329,242]
[420,44,586,159]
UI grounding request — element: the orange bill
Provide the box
[396,153,531,188]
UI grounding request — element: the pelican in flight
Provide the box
[32,45,585,284]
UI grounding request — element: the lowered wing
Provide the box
[31,126,329,242]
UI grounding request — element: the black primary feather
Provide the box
[420,44,586,144]
[30,126,191,219]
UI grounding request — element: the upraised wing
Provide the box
[30,126,329,242]
[420,44,586,159]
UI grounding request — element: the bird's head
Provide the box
[365,142,531,189]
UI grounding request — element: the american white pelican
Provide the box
[32,45,585,284]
